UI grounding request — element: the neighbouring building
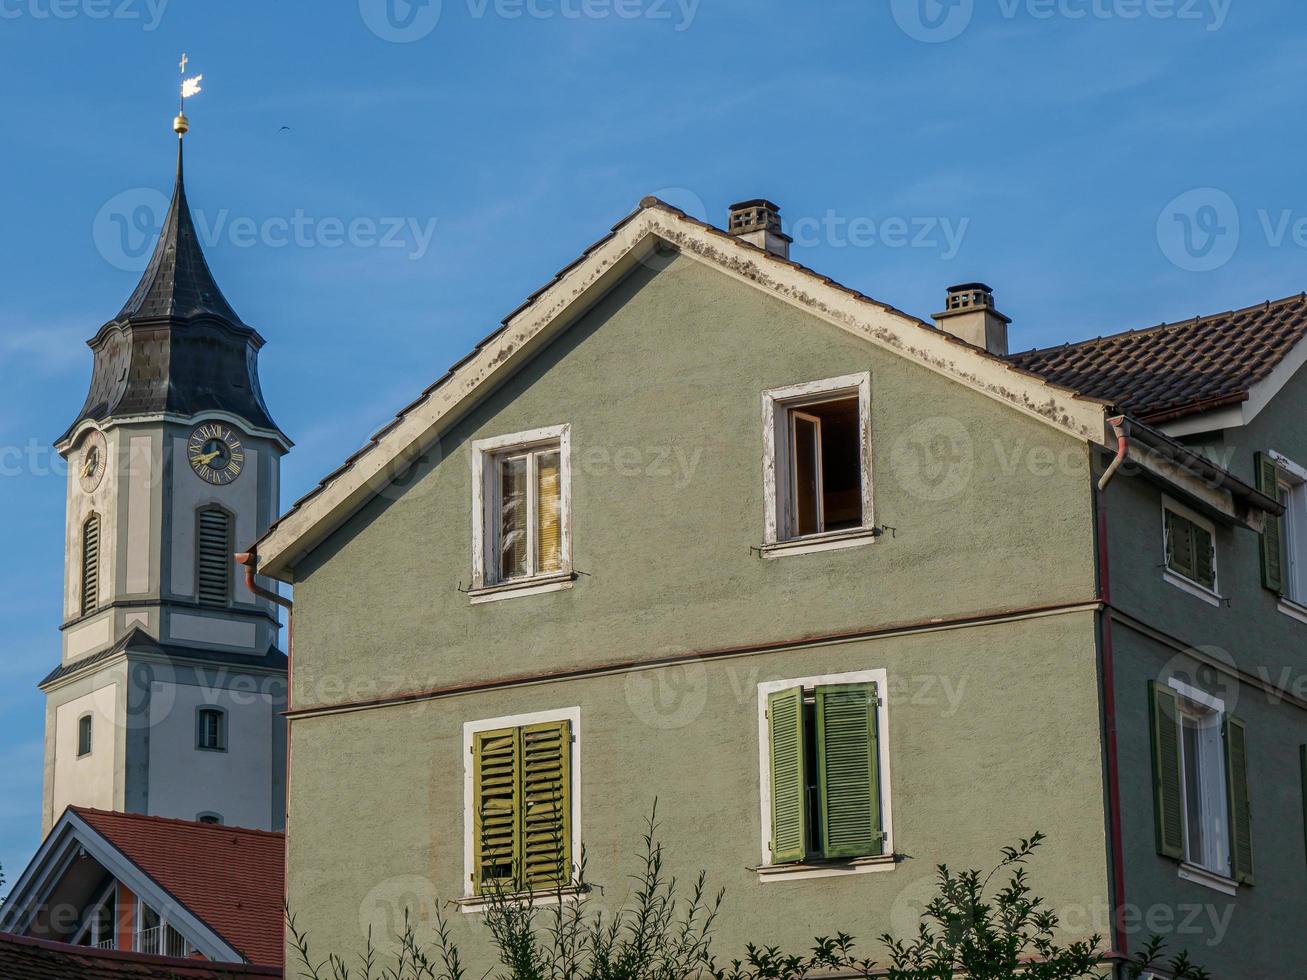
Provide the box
[38,117,289,834]
[247,197,1306,976]
[0,807,284,969]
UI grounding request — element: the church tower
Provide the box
[40,106,290,834]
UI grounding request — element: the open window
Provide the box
[1162,497,1218,602]
[471,425,572,597]
[763,374,873,554]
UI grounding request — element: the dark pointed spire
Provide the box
[116,138,243,324]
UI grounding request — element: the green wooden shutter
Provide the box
[1256,453,1284,593]
[1224,714,1254,885]
[768,687,807,864]
[1165,510,1195,581]
[473,727,521,894]
[521,720,572,890]
[1192,524,1216,590]
[1148,682,1184,860]
[815,683,882,860]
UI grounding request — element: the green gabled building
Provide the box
[250,198,1307,976]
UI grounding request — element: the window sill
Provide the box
[752,852,896,882]
[1162,570,1222,607]
[1177,861,1238,896]
[456,885,586,913]
[760,528,878,560]
[468,572,575,605]
[1278,597,1307,626]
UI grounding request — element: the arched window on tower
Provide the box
[77,713,93,757]
[80,513,101,616]
[196,507,232,606]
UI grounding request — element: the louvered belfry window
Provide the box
[768,683,882,864]
[80,513,101,616]
[197,508,232,606]
[472,719,572,894]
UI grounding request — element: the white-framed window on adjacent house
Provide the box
[462,707,581,906]
[471,425,571,600]
[1148,678,1253,891]
[1264,451,1307,610]
[761,373,874,556]
[1161,496,1219,604]
[756,669,892,880]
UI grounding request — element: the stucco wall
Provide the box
[50,682,120,818]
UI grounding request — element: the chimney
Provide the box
[727,199,791,260]
[933,283,1011,356]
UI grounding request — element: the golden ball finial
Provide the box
[173,112,190,136]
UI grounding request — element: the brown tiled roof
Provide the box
[1007,293,1307,423]
[72,809,284,967]
[0,933,279,979]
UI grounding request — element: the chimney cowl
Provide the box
[727,199,791,259]
[933,282,1011,356]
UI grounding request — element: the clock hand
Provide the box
[194,450,222,465]
[80,458,94,478]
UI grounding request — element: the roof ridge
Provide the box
[71,806,285,839]
[1014,290,1307,359]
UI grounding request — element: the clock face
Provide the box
[78,430,108,493]
[187,423,245,485]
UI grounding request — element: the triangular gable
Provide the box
[0,808,251,964]
[250,198,1117,580]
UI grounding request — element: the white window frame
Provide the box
[1166,677,1235,893]
[470,424,572,602]
[1160,495,1221,606]
[1269,450,1307,615]
[755,668,893,881]
[761,373,874,557]
[461,705,582,909]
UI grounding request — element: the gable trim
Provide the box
[250,201,1116,581]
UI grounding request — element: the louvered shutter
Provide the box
[473,727,521,894]
[1165,510,1195,581]
[1193,524,1216,590]
[81,514,100,615]
[1256,453,1284,593]
[768,687,807,864]
[521,720,572,890]
[815,683,882,859]
[197,509,232,606]
[1148,682,1184,860]
[1224,714,1254,884]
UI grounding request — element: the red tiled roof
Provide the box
[0,933,279,979]
[72,808,284,967]
[1007,293,1307,423]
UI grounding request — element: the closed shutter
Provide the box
[197,509,232,606]
[473,727,521,894]
[1165,510,1195,581]
[767,687,807,864]
[81,514,101,615]
[521,720,571,889]
[1192,524,1216,590]
[1256,453,1284,593]
[815,683,881,860]
[1224,714,1254,885]
[1148,682,1184,860]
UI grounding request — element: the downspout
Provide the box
[235,551,293,956]
[1093,415,1130,963]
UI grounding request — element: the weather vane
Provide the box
[174,52,204,137]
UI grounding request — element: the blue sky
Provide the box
[2,0,1305,889]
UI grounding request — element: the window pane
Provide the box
[536,450,562,574]
[813,398,862,531]
[1182,716,1204,863]
[499,455,529,580]
[791,413,821,536]
[78,716,92,756]
[1282,485,1298,601]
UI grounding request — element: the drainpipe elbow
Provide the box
[1097,416,1130,492]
